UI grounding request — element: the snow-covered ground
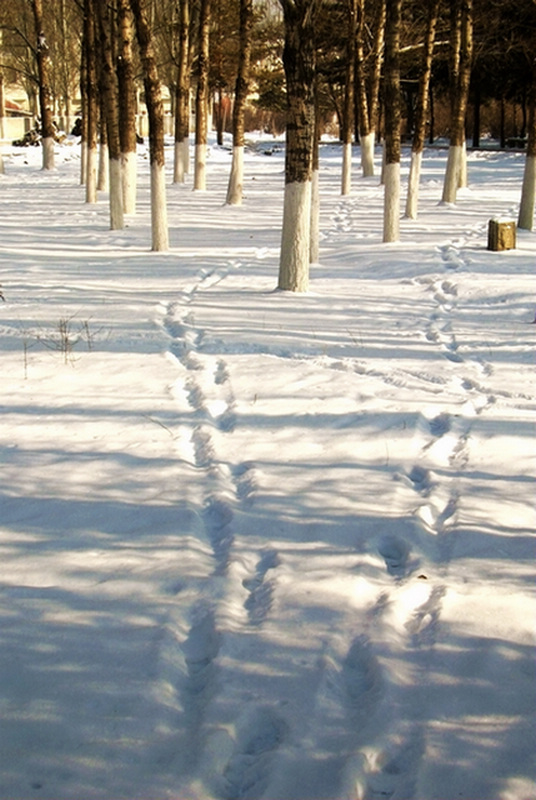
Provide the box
[0,135,534,800]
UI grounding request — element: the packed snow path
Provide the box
[0,140,535,800]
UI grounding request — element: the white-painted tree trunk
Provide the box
[121,150,137,214]
[226,145,244,205]
[360,131,375,177]
[194,143,206,190]
[518,153,536,231]
[80,140,87,185]
[405,149,422,219]
[279,180,311,292]
[458,140,468,188]
[108,157,124,230]
[150,161,169,251]
[383,161,400,243]
[442,143,463,203]
[173,140,189,183]
[98,142,108,192]
[42,136,55,170]
[182,138,190,175]
[310,167,320,264]
[341,141,352,195]
[85,144,98,203]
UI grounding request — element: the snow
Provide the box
[0,135,534,800]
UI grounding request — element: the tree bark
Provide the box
[79,37,88,185]
[341,0,358,195]
[310,84,321,264]
[278,0,318,292]
[194,0,211,191]
[31,0,55,170]
[117,0,138,214]
[174,0,191,183]
[518,60,536,230]
[226,0,253,205]
[97,105,109,192]
[442,0,473,204]
[356,0,385,177]
[383,0,401,243]
[96,0,124,230]
[405,0,440,219]
[84,0,98,199]
[129,0,169,251]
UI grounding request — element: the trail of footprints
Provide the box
[158,232,498,797]
[162,265,289,794]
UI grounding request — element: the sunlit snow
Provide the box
[0,133,534,800]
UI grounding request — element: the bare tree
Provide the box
[405,0,441,219]
[96,0,124,230]
[31,0,55,169]
[194,0,211,191]
[117,0,138,214]
[518,58,536,230]
[129,0,169,251]
[173,0,191,184]
[442,0,473,203]
[382,0,402,242]
[356,0,385,177]
[278,0,320,292]
[341,0,358,195]
[226,0,253,205]
[83,0,99,201]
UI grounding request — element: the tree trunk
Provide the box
[226,0,253,205]
[518,62,536,230]
[357,0,385,177]
[79,39,88,185]
[383,0,401,243]
[97,106,109,192]
[84,0,98,200]
[405,0,440,219]
[117,0,138,214]
[129,0,169,251]
[194,0,211,191]
[174,0,191,183]
[96,0,124,230]
[442,0,473,204]
[31,0,55,170]
[278,0,318,292]
[341,0,358,195]
[215,88,225,146]
[310,87,321,264]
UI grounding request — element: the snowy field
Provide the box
[0,135,534,800]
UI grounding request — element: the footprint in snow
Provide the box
[219,706,287,800]
[243,549,280,625]
[378,535,411,578]
[343,636,382,718]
